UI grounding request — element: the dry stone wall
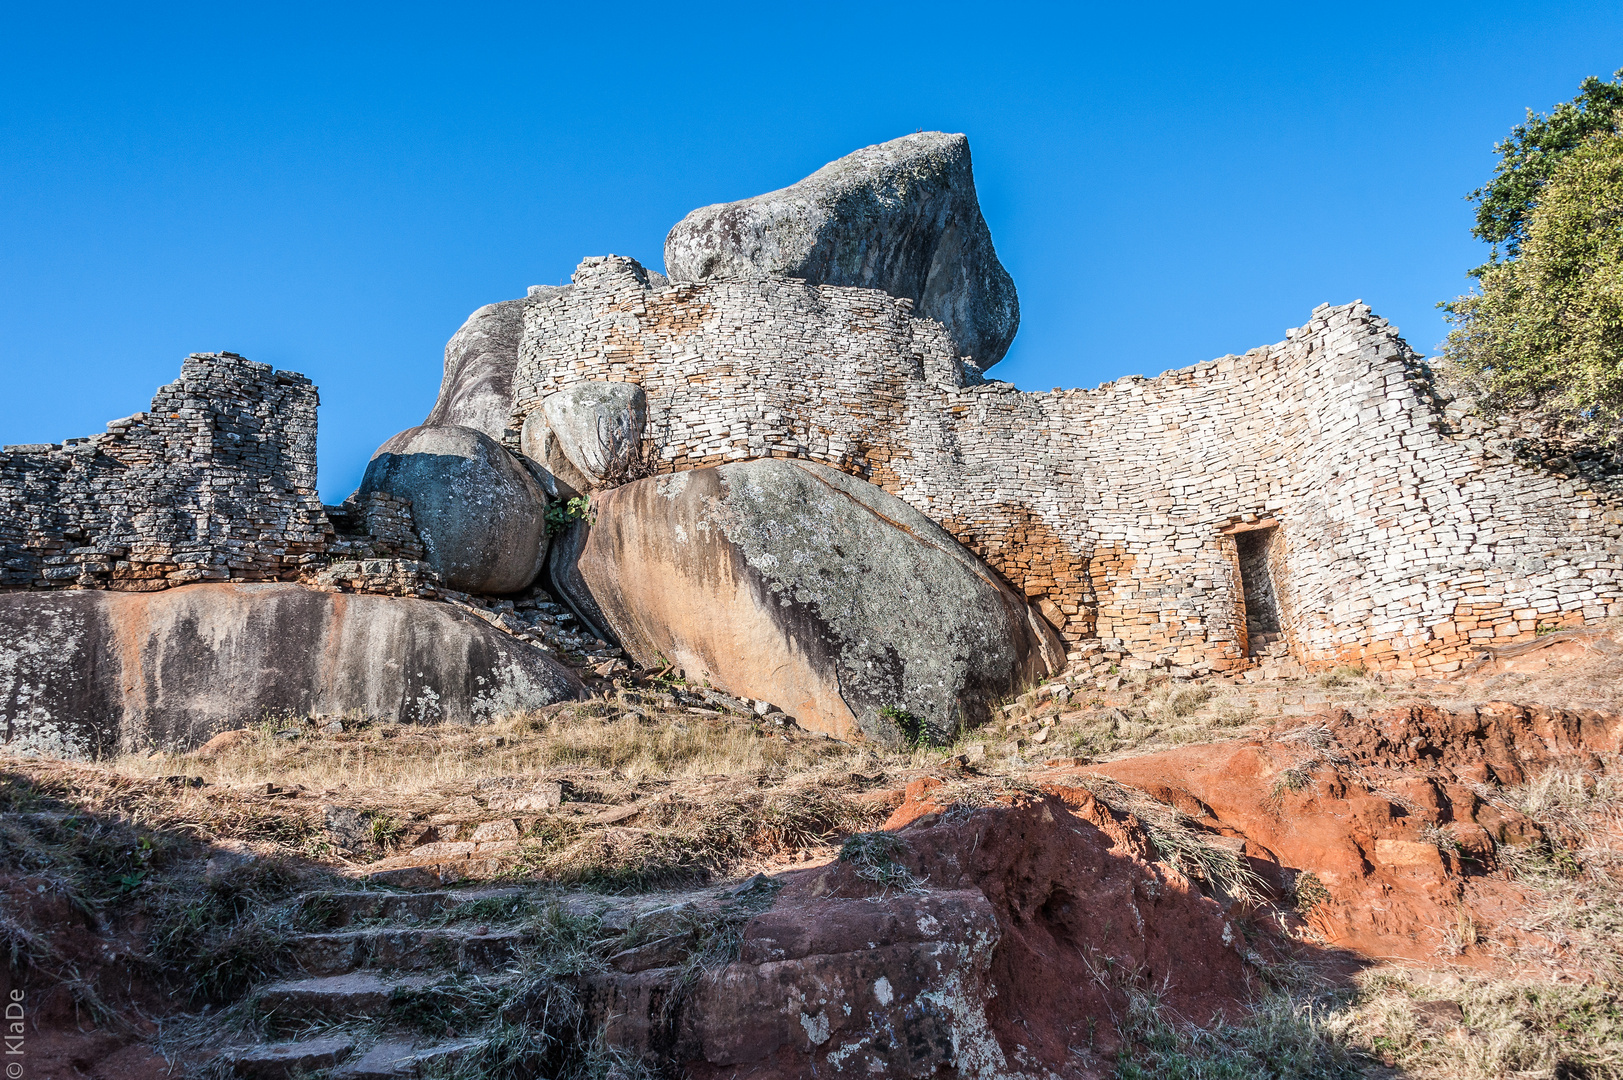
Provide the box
[0,353,329,591]
[5,261,1617,680]
[510,258,1623,675]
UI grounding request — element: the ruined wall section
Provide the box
[509,259,1623,674]
[0,353,329,591]
[1278,306,1623,671]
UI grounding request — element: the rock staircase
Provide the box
[217,885,527,1078]
[209,878,750,1079]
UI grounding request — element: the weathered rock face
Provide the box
[663,132,1020,367]
[536,381,647,487]
[583,792,1248,1077]
[359,425,548,595]
[555,459,1062,741]
[520,412,591,500]
[423,298,527,441]
[0,583,583,759]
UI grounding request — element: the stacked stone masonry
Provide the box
[5,263,1619,679]
[509,257,1623,676]
[0,353,330,591]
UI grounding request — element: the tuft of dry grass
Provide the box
[503,783,885,892]
[1486,766,1623,980]
[1071,775,1268,906]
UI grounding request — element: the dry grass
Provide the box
[116,699,873,797]
[1342,970,1623,1079]
[1070,774,1268,907]
[111,695,889,805]
[1485,767,1623,980]
[506,783,887,891]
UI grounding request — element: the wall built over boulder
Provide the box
[0,353,328,592]
[506,263,1623,676]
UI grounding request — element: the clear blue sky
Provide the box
[4,2,1621,501]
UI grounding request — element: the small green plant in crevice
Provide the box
[1419,822,1462,855]
[838,831,922,891]
[545,495,594,536]
[369,814,404,850]
[879,705,933,749]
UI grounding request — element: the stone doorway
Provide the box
[1234,524,1285,658]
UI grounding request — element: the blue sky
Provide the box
[3,3,1622,501]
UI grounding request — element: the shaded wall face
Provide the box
[509,263,1623,674]
[1236,528,1281,641]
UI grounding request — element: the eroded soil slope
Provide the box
[3,624,1621,1079]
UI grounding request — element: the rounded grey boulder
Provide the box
[663,132,1020,368]
[423,297,527,441]
[535,381,648,487]
[359,425,548,594]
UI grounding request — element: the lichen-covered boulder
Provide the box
[359,425,547,595]
[0,584,583,758]
[531,381,647,489]
[423,297,527,440]
[663,132,1020,368]
[555,459,1062,741]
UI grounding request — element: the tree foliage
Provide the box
[1470,69,1623,260]
[1442,128,1623,442]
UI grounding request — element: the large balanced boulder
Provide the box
[0,584,583,759]
[663,132,1020,368]
[359,425,548,594]
[554,459,1062,741]
[423,297,527,440]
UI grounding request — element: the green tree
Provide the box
[1469,69,1623,260]
[1442,128,1623,441]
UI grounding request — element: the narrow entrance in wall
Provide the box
[1235,525,1284,657]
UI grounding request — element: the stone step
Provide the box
[358,854,525,889]
[299,886,524,928]
[335,1036,484,1079]
[221,1035,356,1078]
[253,971,438,1021]
[292,926,525,976]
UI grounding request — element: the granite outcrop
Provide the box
[556,459,1063,740]
[358,424,549,595]
[0,583,583,758]
[664,132,1020,368]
